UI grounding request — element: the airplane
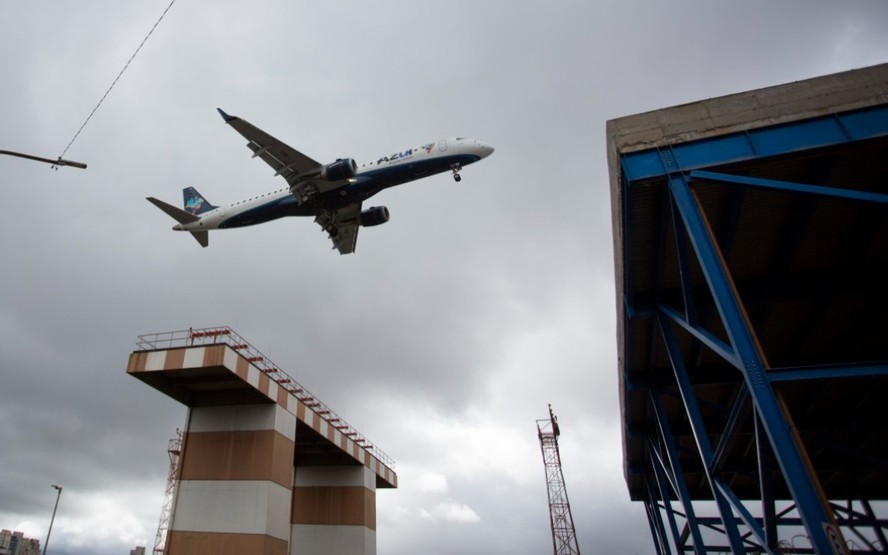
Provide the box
[147,108,494,254]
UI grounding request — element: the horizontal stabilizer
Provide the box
[190,231,209,248]
[146,197,199,224]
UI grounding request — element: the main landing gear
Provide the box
[292,183,320,204]
[315,211,339,238]
[451,163,462,182]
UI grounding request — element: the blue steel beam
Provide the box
[755,411,779,550]
[621,105,888,182]
[688,170,888,205]
[667,172,845,554]
[713,479,774,554]
[650,391,707,554]
[644,501,664,555]
[644,500,665,555]
[646,477,674,555]
[767,362,888,382]
[669,197,698,326]
[658,303,738,368]
[657,315,746,553]
[648,436,678,502]
[649,439,685,552]
[709,386,750,474]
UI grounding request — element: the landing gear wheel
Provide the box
[293,184,320,204]
[451,162,462,182]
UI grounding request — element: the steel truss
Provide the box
[619,105,888,554]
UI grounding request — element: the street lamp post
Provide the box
[0,150,87,169]
[42,485,62,555]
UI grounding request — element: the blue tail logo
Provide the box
[183,187,217,215]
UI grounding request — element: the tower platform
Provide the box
[608,64,888,553]
[128,327,396,555]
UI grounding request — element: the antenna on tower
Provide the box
[537,404,581,555]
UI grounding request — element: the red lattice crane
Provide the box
[537,405,581,555]
[153,430,183,555]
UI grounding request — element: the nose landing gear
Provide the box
[451,163,462,182]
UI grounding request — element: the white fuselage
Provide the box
[175,137,493,232]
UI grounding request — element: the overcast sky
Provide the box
[1,2,887,554]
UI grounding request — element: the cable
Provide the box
[57,0,176,161]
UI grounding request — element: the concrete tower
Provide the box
[128,327,397,555]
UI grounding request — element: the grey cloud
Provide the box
[3,1,888,554]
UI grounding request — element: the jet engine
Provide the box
[320,158,358,181]
[360,206,390,227]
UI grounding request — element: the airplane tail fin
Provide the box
[183,186,218,216]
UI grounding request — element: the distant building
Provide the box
[130,547,146,555]
[16,539,39,555]
[0,530,40,555]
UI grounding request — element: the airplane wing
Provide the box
[217,108,345,200]
[315,203,362,255]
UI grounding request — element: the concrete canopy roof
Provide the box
[607,64,888,501]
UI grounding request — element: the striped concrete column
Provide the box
[291,466,377,555]
[167,403,296,555]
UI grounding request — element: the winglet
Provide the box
[216,107,237,123]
